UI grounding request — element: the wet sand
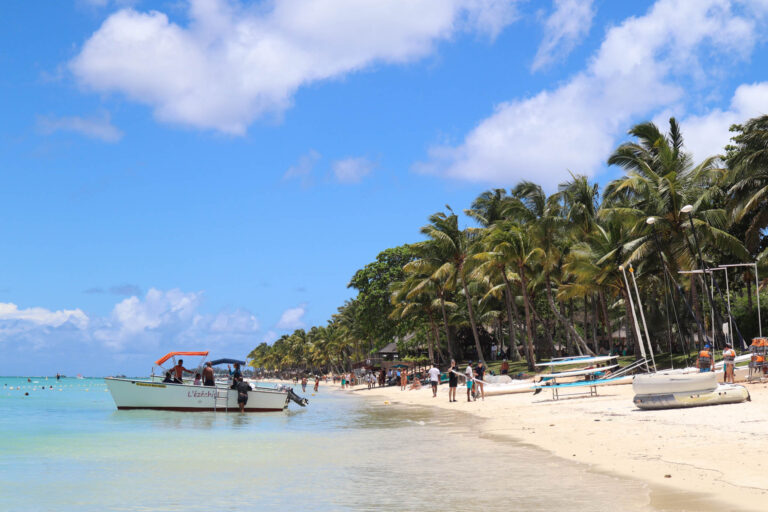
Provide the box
[346,378,768,511]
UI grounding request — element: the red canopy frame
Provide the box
[155,351,209,366]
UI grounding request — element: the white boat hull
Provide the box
[634,384,750,410]
[632,371,717,395]
[105,377,290,412]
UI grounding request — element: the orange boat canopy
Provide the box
[155,351,209,366]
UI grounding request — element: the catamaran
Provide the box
[105,351,308,412]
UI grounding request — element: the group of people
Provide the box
[160,360,245,388]
[697,343,737,383]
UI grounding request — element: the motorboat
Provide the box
[105,351,308,412]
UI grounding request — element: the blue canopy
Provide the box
[209,358,246,366]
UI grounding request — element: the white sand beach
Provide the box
[346,379,768,511]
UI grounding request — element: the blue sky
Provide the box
[1,0,767,375]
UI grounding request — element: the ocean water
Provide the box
[0,377,690,511]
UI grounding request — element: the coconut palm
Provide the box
[411,210,486,363]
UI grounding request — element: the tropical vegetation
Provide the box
[249,115,768,375]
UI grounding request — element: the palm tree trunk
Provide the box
[509,291,523,362]
[426,316,437,364]
[438,294,454,361]
[461,274,485,364]
[599,291,612,354]
[518,265,537,370]
[544,278,594,356]
[621,287,643,358]
[502,273,521,362]
[592,294,599,353]
[560,300,572,355]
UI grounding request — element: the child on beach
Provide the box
[465,362,474,402]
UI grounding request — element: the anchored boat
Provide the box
[104,351,308,412]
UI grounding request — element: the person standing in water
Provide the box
[314,376,320,392]
[301,376,308,392]
[235,377,252,413]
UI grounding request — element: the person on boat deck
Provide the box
[202,362,215,387]
[162,371,180,384]
[723,343,736,383]
[235,376,252,413]
[696,345,715,373]
[171,360,194,383]
[193,373,202,386]
[228,363,242,389]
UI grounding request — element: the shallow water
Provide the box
[0,377,693,511]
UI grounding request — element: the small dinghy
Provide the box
[633,383,750,410]
[633,371,749,410]
[633,371,717,395]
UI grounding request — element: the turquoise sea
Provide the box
[1,377,707,511]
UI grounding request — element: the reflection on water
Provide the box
[0,378,687,511]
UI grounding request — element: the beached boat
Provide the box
[633,384,750,410]
[632,371,717,395]
[632,371,749,410]
[105,351,308,412]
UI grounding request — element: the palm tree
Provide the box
[508,182,594,356]
[726,115,768,254]
[414,210,486,363]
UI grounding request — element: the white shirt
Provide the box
[465,365,473,380]
[428,367,440,382]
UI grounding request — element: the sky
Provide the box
[1,0,767,376]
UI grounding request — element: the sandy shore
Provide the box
[341,378,768,511]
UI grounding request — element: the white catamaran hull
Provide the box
[633,384,750,410]
[105,377,290,412]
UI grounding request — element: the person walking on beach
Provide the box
[500,359,509,375]
[448,360,458,402]
[697,344,714,372]
[428,364,440,398]
[400,370,407,391]
[465,362,474,402]
[475,361,486,400]
[723,343,736,383]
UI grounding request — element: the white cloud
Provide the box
[284,150,321,187]
[37,113,123,142]
[332,156,375,183]
[0,303,89,329]
[420,0,766,189]
[276,305,306,329]
[70,0,521,134]
[532,0,595,71]
[678,82,768,161]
